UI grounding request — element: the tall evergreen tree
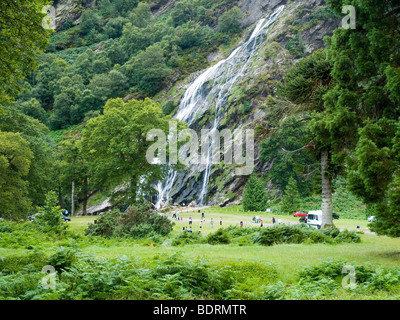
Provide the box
[281,177,301,215]
[270,49,336,228]
[242,175,267,212]
[325,0,400,236]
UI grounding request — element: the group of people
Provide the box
[179,212,226,233]
[250,216,282,227]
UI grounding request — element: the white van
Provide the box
[307,210,322,229]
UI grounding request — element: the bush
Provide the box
[0,251,47,274]
[46,247,80,272]
[206,228,231,244]
[251,225,360,246]
[85,203,174,239]
[34,191,68,235]
[0,220,63,249]
[172,230,205,246]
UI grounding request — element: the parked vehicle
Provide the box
[61,209,71,222]
[307,210,322,229]
[293,211,307,217]
[61,215,71,222]
[333,212,340,220]
[299,216,307,223]
[368,216,376,222]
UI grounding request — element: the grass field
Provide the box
[2,206,400,300]
[67,206,400,286]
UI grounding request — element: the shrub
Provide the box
[0,220,62,249]
[252,225,360,246]
[206,228,231,244]
[34,191,68,235]
[172,231,205,246]
[0,251,47,274]
[46,247,80,272]
[85,203,174,239]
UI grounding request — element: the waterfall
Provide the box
[155,5,285,208]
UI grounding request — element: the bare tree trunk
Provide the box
[321,149,334,228]
[58,185,63,209]
[82,177,88,216]
[71,179,75,216]
[71,157,76,216]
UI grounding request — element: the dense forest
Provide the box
[0,0,399,238]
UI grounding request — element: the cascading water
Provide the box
[155,5,285,208]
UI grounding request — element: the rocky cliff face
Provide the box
[52,0,95,30]
[156,0,340,208]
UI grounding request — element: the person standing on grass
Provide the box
[219,217,222,226]
[199,221,202,230]
[201,212,204,219]
[260,220,264,227]
[189,216,192,225]
[211,218,214,229]
[272,217,276,225]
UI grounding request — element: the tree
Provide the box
[174,22,216,50]
[81,98,173,206]
[0,0,52,105]
[126,43,172,95]
[31,57,69,108]
[0,131,33,218]
[169,0,199,27]
[271,49,336,228]
[128,2,153,28]
[108,69,129,98]
[217,7,243,35]
[242,175,267,212]
[260,114,319,196]
[34,191,68,234]
[324,0,400,236]
[104,16,129,38]
[57,136,91,216]
[281,177,301,215]
[17,98,49,125]
[0,107,56,209]
[120,23,155,57]
[79,10,103,36]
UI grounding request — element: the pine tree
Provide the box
[325,0,400,236]
[272,49,336,228]
[242,175,267,212]
[281,177,301,215]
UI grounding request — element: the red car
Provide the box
[293,211,307,217]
